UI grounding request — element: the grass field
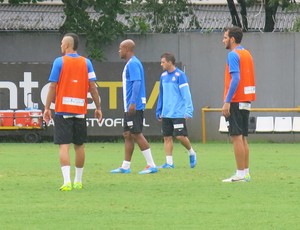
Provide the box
[0,141,299,230]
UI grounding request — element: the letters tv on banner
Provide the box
[0,62,176,137]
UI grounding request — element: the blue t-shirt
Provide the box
[122,56,146,112]
[156,67,194,119]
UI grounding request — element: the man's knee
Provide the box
[123,131,132,139]
[175,135,186,142]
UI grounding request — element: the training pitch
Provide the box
[0,141,299,229]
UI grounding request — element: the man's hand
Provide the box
[95,109,103,122]
[128,104,136,116]
[43,109,52,125]
[222,102,231,118]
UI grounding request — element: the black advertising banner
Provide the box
[0,62,167,137]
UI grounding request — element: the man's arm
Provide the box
[128,80,141,115]
[43,82,57,124]
[178,73,193,119]
[156,78,163,120]
[180,85,194,119]
[89,81,102,122]
[225,72,240,103]
[222,51,240,117]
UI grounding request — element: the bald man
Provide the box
[111,39,158,174]
[43,33,102,191]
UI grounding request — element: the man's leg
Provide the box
[164,136,173,155]
[74,144,85,168]
[111,112,134,173]
[176,135,197,168]
[110,131,133,173]
[243,137,251,180]
[74,144,85,187]
[60,144,71,166]
[176,135,191,150]
[124,131,134,162]
[133,133,156,168]
[59,144,72,189]
[243,137,249,169]
[159,136,174,168]
[231,135,246,177]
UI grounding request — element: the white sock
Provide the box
[142,149,156,167]
[74,167,84,183]
[236,169,245,178]
[245,168,250,175]
[166,155,173,165]
[121,160,131,170]
[188,147,196,156]
[61,166,71,185]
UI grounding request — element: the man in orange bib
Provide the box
[43,33,102,191]
[221,27,256,183]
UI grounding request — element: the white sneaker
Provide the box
[222,174,245,182]
[244,173,251,182]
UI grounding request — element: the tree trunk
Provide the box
[226,0,242,28]
[237,0,248,31]
[264,0,279,32]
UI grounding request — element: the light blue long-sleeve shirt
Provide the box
[156,67,194,119]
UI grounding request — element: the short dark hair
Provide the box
[64,33,79,51]
[161,52,176,64]
[224,26,243,44]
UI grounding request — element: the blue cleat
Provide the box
[138,165,158,174]
[159,163,175,169]
[189,154,197,168]
[110,167,131,174]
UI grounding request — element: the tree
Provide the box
[226,0,248,31]
[2,0,199,60]
[1,0,127,61]
[264,0,279,32]
[227,0,241,28]
[59,0,127,61]
[238,0,248,31]
[125,0,200,33]
[292,18,300,31]
[263,0,297,32]
[228,0,297,32]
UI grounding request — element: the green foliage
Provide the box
[245,0,256,7]
[2,0,200,60]
[125,0,200,33]
[283,2,300,32]
[126,15,151,35]
[60,0,127,61]
[59,0,200,59]
[292,17,300,32]
[287,4,300,32]
[262,0,293,8]
[236,0,298,31]
[251,0,297,11]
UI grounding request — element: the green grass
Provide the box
[0,142,299,229]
